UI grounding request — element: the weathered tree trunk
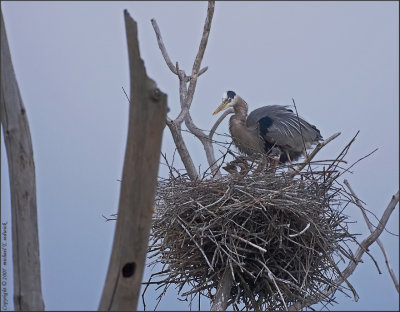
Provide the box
[210,266,233,311]
[0,12,45,311]
[98,10,167,311]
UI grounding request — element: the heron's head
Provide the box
[213,90,237,115]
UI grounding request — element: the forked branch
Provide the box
[152,1,220,180]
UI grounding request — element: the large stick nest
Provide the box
[145,137,362,311]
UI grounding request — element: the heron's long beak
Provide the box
[213,100,230,115]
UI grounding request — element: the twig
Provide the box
[292,98,312,174]
[177,217,214,272]
[232,234,267,253]
[122,86,132,105]
[336,148,378,179]
[288,223,310,238]
[293,132,341,175]
[150,19,178,75]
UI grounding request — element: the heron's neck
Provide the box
[232,96,248,122]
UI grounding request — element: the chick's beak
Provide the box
[213,100,229,115]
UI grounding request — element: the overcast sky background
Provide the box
[1,1,398,311]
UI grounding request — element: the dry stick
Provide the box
[166,119,198,180]
[231,234,267,253]
[237,271,259,311]
[177,217,214,271]
[150,18,177,75]
[288,190,400,311]
[264,264,288,311]
[291,98,313,174]
[288,222,310,238]
[1,12,45,311]
[291,132,341,177]
[326,131,359,178]
[336,148,378,179]
[98,10,167,311]
[344,179,399,293]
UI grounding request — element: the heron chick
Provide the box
[213,91,322,163]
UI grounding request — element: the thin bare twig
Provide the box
[288,222,311,238]
[293,132,341,175]
[150,19,177,75]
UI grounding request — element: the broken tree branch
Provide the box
[98,10,167,311]
[150,19,177,75]
[186,0,215,106]
[293,132,341,175]
[0,12,45,311]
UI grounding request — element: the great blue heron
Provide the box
[213,91,322,163]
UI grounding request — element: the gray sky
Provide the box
[1,1,398,310]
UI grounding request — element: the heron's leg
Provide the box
[303,150,309,163]
[238,162,250,175]
[268,155,280,173]
[285,150,299,175]
[266,147,281,172]
[285,151,293,165]
[223,162,238,174]
[255,155,267,173]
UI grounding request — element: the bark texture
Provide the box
[0,12,45,311]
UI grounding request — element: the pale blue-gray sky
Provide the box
[1,1,398,311]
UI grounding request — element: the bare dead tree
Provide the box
[0,12,45,311]
[98,10,167,311]
[151,0,222,180]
